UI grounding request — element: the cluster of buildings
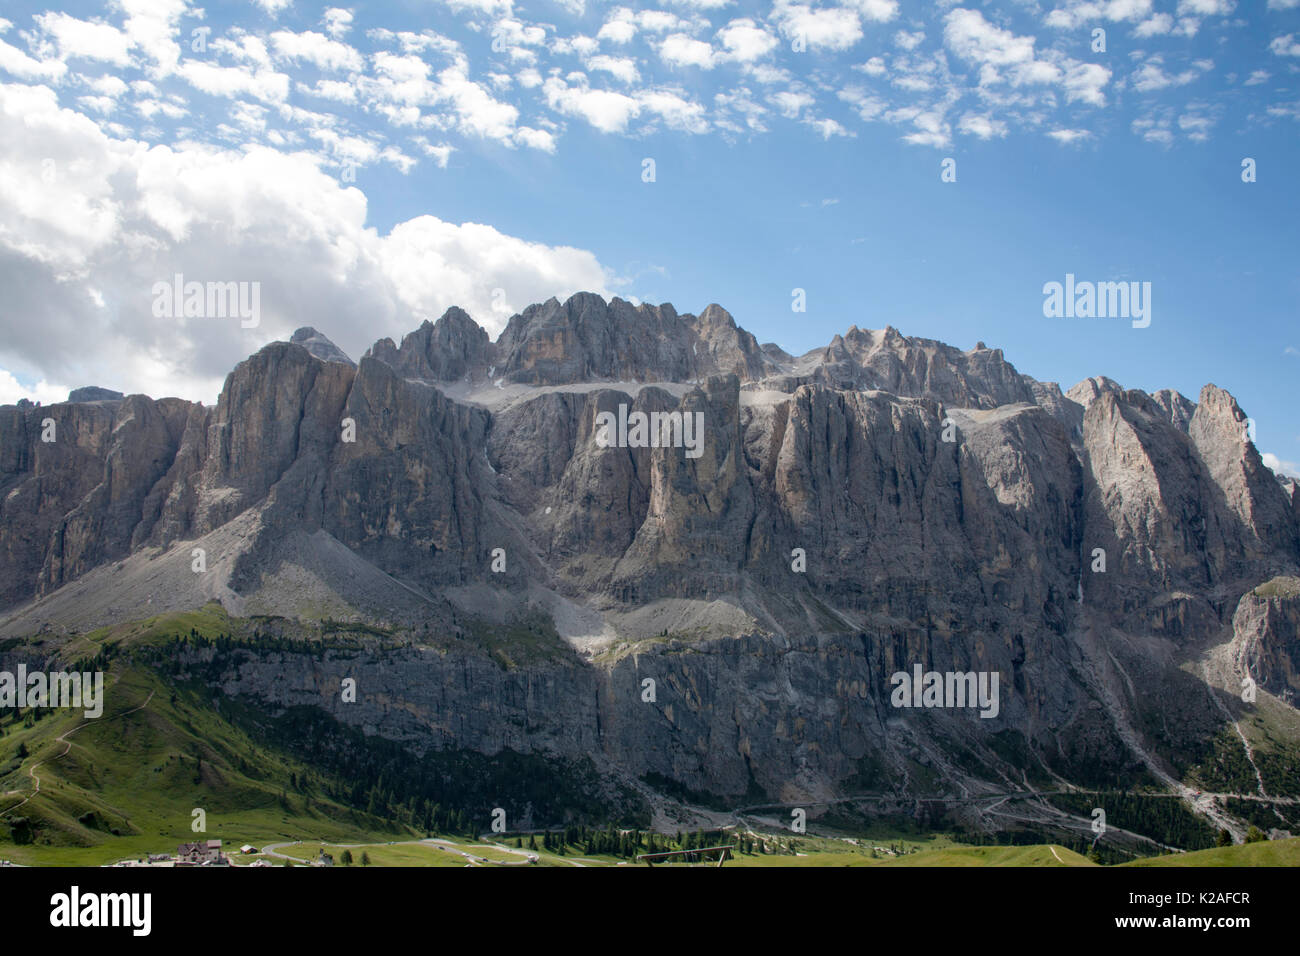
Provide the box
[108,839,336,867]
[111,839,233,867]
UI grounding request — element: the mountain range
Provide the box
[2,292,1298,840]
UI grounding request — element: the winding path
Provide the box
[0,688,154,821]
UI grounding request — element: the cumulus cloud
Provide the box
[659,33,716,69]
[1271,33,1300,57]
[35,12,133,66]
[1134,13,1174,35]
[1262,452,1300,480]
[717,19,779,62]
[944,8,1111,106]
[958,111,1006,138]
[597,15,638,45]
[0,81,613,403]
[542,75,642,132]
[1044,0,1154,29]
[323,8,353,39]
[587,54,640,84]
[773,1,865,51]
[1177,0,1233,14]
[269,29,364,72]
[1130,56,1201,92]
[0,369,70,405]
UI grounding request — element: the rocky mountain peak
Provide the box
[1065,375,1123,408]
[696,303,737,328]
[67,386,124,403]
[289,327,354,366]
[1151,387,1197,432]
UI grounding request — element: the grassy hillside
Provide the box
[1121,837,1300,867]
[0,607,420,865]
[0,662,411,865]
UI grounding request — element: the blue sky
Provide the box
[0,0,1296,472]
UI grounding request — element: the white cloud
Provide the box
[1134,13,1173,35]
[0,369,70,406]
[270,30,364,72]
[543,76,642,132]
[639,89,709,132]
[210,33,272,68]
[805,116,851,138]
[252,0,294,17]
[1178,110,1215,140]
[492,18,547,49]
[1045,0,1153,29]
[714,87,768,132]
[1177,0,1233,14]
[946,9,1036,67]
[178,60,291,103]
[769,89,814,117]
[120,0,187,78]
[551,34,600,57]
[1131,56,1199,91]
[309,127,381,165]
[0,80,610,401]
[430,61,534,145]
[36,13,133,66]
[0,36,67,81]
[894,30,925,50]
[773,2,864,51]
[588,54,640,84]
[86,75,130,98]
[638,10,692,32]
[442,0,514,15]
[1047,127,1091,143]
[946,9,1111,105]
[958,111,1006,138]
[660,33,716,69]
[513,126,556,151]
[1262,452,1300,479]
[78,94,118,115]
[413,136,455,167]
[1271,34,1300,57]
[890,105,951,147]
[843,0,899,23]
[597,15,638,45]
[1064,62,1111,105]
[299,78,358,102]
[839,85,887,120]
[717,19,778,62]
[1131,111,1174,144]
[323,8,353,39]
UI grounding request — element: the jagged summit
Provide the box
[346,292,1041,410]
[289,326,355,366]
[67,386,123,403]
[263,294,1242,457]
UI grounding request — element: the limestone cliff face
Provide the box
[0,395,202,607]
[1232,579,1300,706]
[365,307,490,383]
[1,294,1297,808]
